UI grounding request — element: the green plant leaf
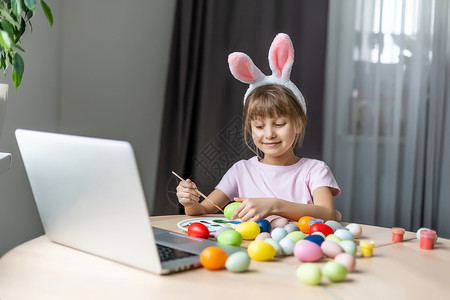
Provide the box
[0,30,12,51]
[11,0,22,20]
[24,0,37,12]
[40,0,52,27]
[12,52,24,89]
[0,8,18,26]
[1,20,14,42]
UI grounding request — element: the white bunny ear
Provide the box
[228,52,265,84]
[268,33,294,81]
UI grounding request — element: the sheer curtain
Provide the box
[324,0,450,238]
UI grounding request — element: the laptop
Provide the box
[15,129,241,275]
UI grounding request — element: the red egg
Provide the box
[309,223,333,237]
[187,222,210,239]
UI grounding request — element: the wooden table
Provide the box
[0,214,448,299]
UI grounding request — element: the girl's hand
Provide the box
[176,179,200,208]
[231,197,277,222]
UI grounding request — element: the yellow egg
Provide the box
[247,240,276,261]
[235,221,261,240]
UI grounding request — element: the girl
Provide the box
[176,33,341,223]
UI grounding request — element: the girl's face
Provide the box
[251,115,299,165]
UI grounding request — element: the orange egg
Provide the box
[298,216,314,234]
[200,247,228,270]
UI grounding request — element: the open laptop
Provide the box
[15,129,241,275]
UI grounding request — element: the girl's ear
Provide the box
[228,52,265,84]
[268,33,294,81]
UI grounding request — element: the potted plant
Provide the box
[0,0,52,173]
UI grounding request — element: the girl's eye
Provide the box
[275,123,285,127]
[255,125,263,129]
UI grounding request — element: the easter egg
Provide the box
[325,220,342,232]
[309,218,324,227]
[213,226,233,239]
[284,223,299,233]
[334,228,354,241]
[187,222,210,239]
[310,223,334,237]
[286,231,306,243]
[346,223,363,239]
[296,263,322,285]
[217,230,243,247]
[325,234,342,243]
[224,202,241,220]
[271,227,288,242]
[200,247,228,270]
[256,219,271,233]
[270,217,289,228]
[323,261,348,282]
[339,240,357,255]
[247,240,276,261]
[311,231,326,239]
[235,221,260,240]
[279,237,295,255]
[255,232,271,241]
[225,252,251,273]
[298,216,314,233]
[264,238,283,256]
[321,240,343,258]
[304,234,325,246]
[293,240,323,262]
[334,253,356,272]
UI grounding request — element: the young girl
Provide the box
[176,33,341,223]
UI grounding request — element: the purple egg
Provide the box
[293,240,323,262]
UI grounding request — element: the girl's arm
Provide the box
[231,186,340,222]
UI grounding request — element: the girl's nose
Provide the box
[265,126,276,138]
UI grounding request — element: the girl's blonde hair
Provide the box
[243,84,307,156]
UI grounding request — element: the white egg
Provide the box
[346,223,362,239]
[279,237,295,256]
[271,227,288,242]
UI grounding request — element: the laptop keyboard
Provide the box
[157,244,197,262]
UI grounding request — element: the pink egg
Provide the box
[255,232,271,241]
[270,217,289,229]
[293,240,323,262]
[334,253,356,272]
[321,240,343,258]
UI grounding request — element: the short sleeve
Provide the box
[309,162,341,196]
[215,163,239,201]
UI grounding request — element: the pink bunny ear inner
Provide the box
[269,33,294,79]
[228,53,265,84]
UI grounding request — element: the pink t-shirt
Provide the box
[216,156,340,204]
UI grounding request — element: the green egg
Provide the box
[296,263,322,285]
[224,202,241,220]
[217,229,243,247]
[285,231,306,243]
[339,240,357,256]
[323,261,348,282]
[225,252,251,273]
[325,234,342,243]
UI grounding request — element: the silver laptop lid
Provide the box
[16,129,163,274]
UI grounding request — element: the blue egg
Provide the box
[304,234,325,246]
[256,219,271,233]
[334,228,354,241]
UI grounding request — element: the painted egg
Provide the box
[310,223,334,237]
[334,228,354,241]
[309,218,324,227]
[284,223,299,233]
[334,253,356,272]
[213,227,233,239]
[187,222,210,239]
[225,252,251,273]
[311,232,326,239]
[321,240,343,258]
[235,221,261,240]
[285,231,306,243]
[296,263,322,285]
[298,216,314,233]
[200,247,228,270]
[217,229,243,247]
[339,240,357,255]
[256,219,271,233]
[264,238,283,256]
[325,220,342,232]
[304,234,325,246]
[255,232,271,241]
[293,240,323,262]
[346,223,363,239]
[270,217,289,229]
[279,237,295,255]
[271,227,288,242]
[247,240,276,261]
[224,202,241,220]
[325,234,342,243]
[323,261,348,282]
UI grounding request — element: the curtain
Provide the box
[324,0,450,238]
[154,0,330,215]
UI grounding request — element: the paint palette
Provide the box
[177,217,241,235]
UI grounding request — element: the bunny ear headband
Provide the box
[228,33,307,114]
